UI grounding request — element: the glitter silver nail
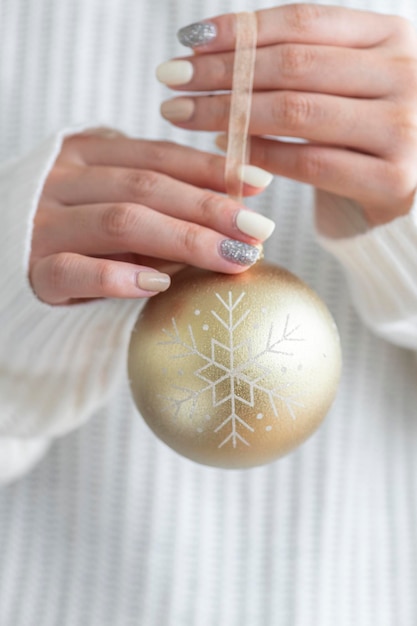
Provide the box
[220,240,261,266]
[177,22,217,48]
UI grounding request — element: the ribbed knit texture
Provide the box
[0,0,417,624]
[0,132,142,438]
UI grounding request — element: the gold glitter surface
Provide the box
[128,263,342,469]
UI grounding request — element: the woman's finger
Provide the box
[157,45,392,99]
[161,92,409,158]
[177,4,412,53]
[42,166,275,242]
[30,253,172,305]
[102,254,187,276]
[33,202,264,273]
[59,135,271,194]
[236,135,415,224]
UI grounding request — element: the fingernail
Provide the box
[215,138,274,188]
[81,127,126,139]
[177,22,217,48]
[239,165,274,188]
[156,60,194,86]
[236,210,276,240]
[136,272,171,292]
[215,133,228,152]
[219,240,261,266]
[160,98,195,122]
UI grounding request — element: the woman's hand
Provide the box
[30,131,275,304]
[157,4,417,226]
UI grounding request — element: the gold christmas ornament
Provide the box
[128,262,342,469]
[128,13,341,468]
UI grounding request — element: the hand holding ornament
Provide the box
[128,13,342,469]
[30,131,275,304]
[158,4,417,226]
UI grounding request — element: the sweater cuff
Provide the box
[0,129,142,438]
[315,190,417,349]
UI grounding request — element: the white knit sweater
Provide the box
[1,0,417,624]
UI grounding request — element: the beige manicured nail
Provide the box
[156,60,194,85]
[81,127,126,139]
[236,210,276,240]
[215,134,228,151]
[160,98,195,122]
[137,272,171,292]
[238,165,273,188]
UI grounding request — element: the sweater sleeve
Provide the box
[0,130,143,481]
[315,189,417,350]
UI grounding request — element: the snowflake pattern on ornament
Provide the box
[158,291,305,449]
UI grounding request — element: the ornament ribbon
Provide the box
[225,12,258,202]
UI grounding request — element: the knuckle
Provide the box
[390,16,417,46]
[196,191,220,222]
[206,151,224,179]
[392,57,417,96]
[280,44,314,79]
[177,223,200,257]
[101,203,136,240]
[213,96,230,129]
[43,164,69,190]
[211,54,232,84]
[144,140,175,165]
[60,135,80,157]
[60,134,93,165]
[124,169,159,199]
[405,60,417,92]
[298,148,327,182]
[251,140,270,171]
[48,253,74,290]
[389,105,417,146]
[386,162,416,197]
[96,261,118,291]
[275,92,313,131]
[285,3,324,35]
